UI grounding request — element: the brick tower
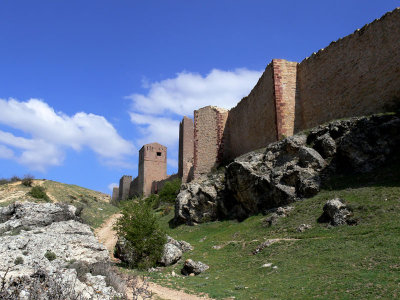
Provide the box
[138,143,167,196]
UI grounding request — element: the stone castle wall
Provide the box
[111,187,119,204]
[193,106,228,178]
[178,116,194,183]
[224,64,277,160]
[189,8,400,178]
[151,173,179,194]
[296,8,400,130]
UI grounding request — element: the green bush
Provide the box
[114,200,166,269]
[29,186,50,201]
[158,178,181,203]
[145,194,161,209]
[22,174,34,187]
[44,250,57,261]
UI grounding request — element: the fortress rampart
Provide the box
[190,8,400,178]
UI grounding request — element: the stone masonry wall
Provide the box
[297,8,400,131]
[111,187,119,204]
[224,64,277,160]
[118,175,132,201]
[129,176,139,198]
[193,106,228,178]
[151,173,179,194]
[178,116,194,183]
[272,59,299,138]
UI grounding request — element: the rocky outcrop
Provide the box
[174,172,226,225]
[181,259,209,276]
[320,199,352,226]
[115,235,193,267]
[175,114,400,225]
[0,202,123,299]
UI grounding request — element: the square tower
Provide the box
[119,175,132,201]
[138,143,167,196]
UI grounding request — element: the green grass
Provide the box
[124,159,400,299]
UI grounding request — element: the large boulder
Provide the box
[0,202,123,299]
[115,234,192,267]
[175,172,226,225]
[225,135,325,219]
[181,259,209,276]
[174,114,400,225]
[322,198,352,226]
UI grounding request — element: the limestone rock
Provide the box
[322,198,352,226]
[181,259,209,276]
[0,201,122,299]
[297,224,312,232]
[160,243,182,266]
[175,114,400,225]
[174,172,225,225]
[116,234,192,267]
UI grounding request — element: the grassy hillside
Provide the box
[0,179,119,229]
[132,158,400,299]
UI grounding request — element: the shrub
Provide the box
[29,186,50,201]
[21,174,34,187]
[114,200,166,269]
[145,194,161,209]
[14,257,24,265]
[44,250,57,261]
[158,178,181,203]
[9,176,21,183]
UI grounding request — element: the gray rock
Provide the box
[116,235,192,267]
[175,172,225,225]
[323,198,352,226]
[160,243,182,266]
[174,114,400,225]
[0,202,122,299]
[297,224,312,232]
[315,133,336,157]
[181,259,209,276]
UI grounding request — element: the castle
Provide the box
[112,8,400,202]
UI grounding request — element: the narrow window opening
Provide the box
[157,152,162,156]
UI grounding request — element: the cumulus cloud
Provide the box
[0,98,135,171]
[108,182,118,191]
[127,68,262,169]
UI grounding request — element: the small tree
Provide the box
[29,186,50,201]
[114,200,166,269]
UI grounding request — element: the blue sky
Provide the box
[0,0,398,194]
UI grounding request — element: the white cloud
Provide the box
[127,68,262,171]
[108,182,118,191]
[0,98,135,171]
[127,68,262,117]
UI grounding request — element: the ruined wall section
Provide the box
[193,106,228,178]
[224,64,277,160]
[178,116,194,183]
[272,59,299,138]
[118,175,132,201]
[297,8,400,130]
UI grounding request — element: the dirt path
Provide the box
[95,213,212,300]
